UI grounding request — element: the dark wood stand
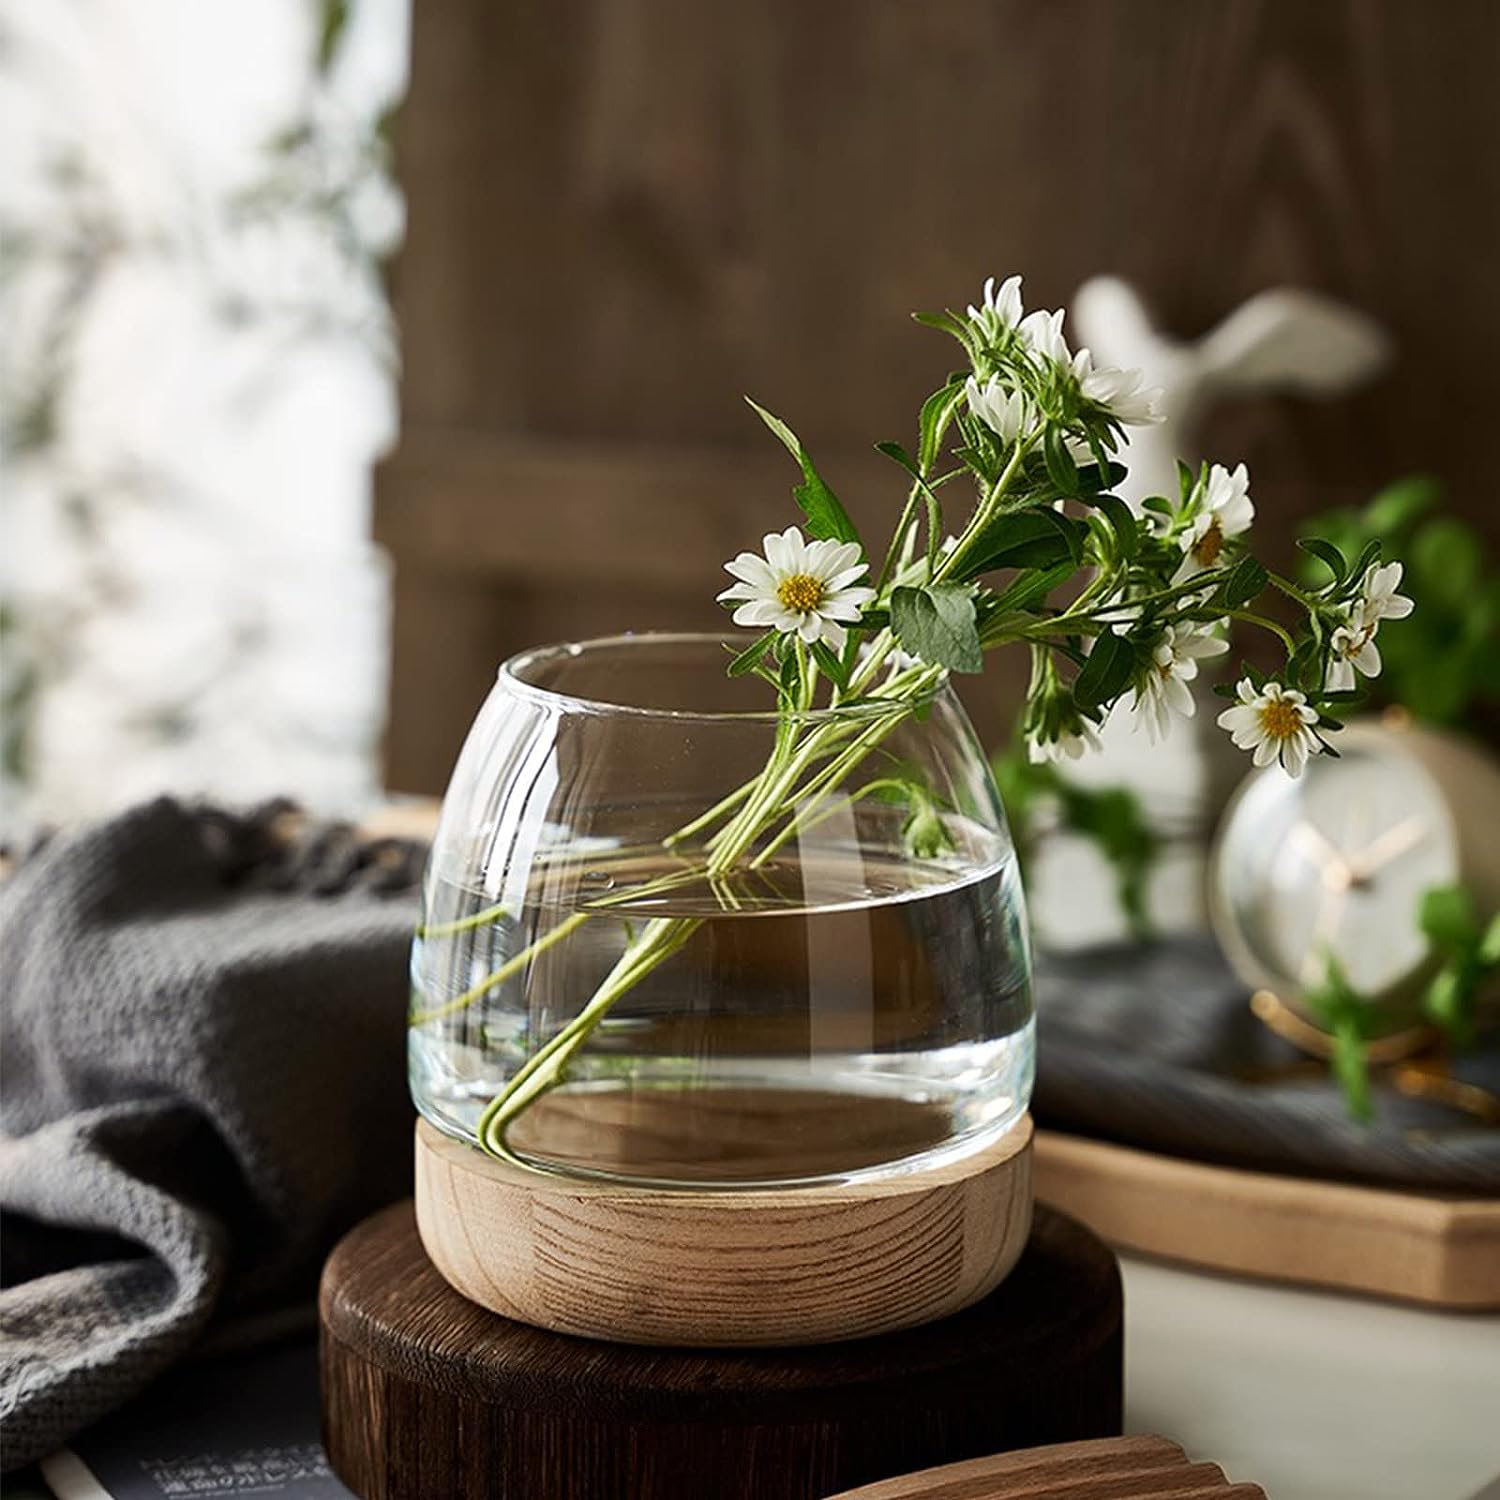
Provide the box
[319,1201,1122,1500]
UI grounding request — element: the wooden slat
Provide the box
[1035,1130,1500,1309]
[374,431,905,582]
[823,1435,1268,1499]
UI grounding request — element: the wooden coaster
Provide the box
[319,1199,1122,1500]
[823,1435,1268,1499]
[414,1112,1033,1346]
[1035,1129,1500,1309]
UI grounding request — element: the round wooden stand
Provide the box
[414,1112,1033,1346]
[320,1197,1122,1500]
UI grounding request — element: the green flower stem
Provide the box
[474,915,702,1166]
[877,480,929,591]
[661,780,755,848]
[933,435,1036,584]
[408,910,592,1026]
[416,897,512,940]
[1223,607,1297,654]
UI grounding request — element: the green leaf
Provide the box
[1424,964,1466,1026]
[965,508,1082,576]
[1082,493,1140,562]
[988,560,1074,615]
[1350,538,1382,584]
[1177,460,1197,507]
[726,632,775,677]
[317,0,350,72]
[912,309,973,345]
[875,439,919,475]
[891,584,983,673]
[1222,556,1269,607]
[918,380,967,475]
[1074,461,1127,495]
[1042,427,1079,495]
[1418,884,1480,949]
[1141,496,1173,517]
[745,398,862,547]
[1330,1014,1374,1123]
[1297,537,1347,584]
[810,638,852,689]
[1480,913,1500,966]
[1073,628,1134,711]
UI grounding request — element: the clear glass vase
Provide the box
[409,633,1033,1189]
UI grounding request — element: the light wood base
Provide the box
[1035,1130,1500,1309]
[414,1111,1033,1346]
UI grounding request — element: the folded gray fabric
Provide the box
[1033,935,1500,1192]
[0,799,423,1471]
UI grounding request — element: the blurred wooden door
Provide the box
[379,0,1500,793]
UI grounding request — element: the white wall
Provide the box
[0,0,408,822]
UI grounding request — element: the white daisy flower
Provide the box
[965,375,1032,443]
[1027,720,1102,765]
[1127,621,1230,742]
[1355,561,1415,626]
[1069,347,1164,426]
[966,275,1024,344]
[1325,621,1381,692]
[1175,463,1254,579]
[1017,306,1071,366]
[1323,561,1413,691]
[718,526,876,651]
[1215,677,1324,776]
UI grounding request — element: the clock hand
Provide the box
[1288,821,1354,890]
[1350,816,1428,882]
[1298,885,1347,986]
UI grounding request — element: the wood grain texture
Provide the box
[382,0,1500,790]
[319,1198,1123,1500]
[1035,1129,1500,1309]
[414,1113,1033,1346]
[824,1436,1267,1499]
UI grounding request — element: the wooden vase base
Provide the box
[319,1198,1123,1500]
[413,1110,1033,1346]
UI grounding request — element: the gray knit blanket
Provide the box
[0,800,423,1472]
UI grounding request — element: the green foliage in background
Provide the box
[1300,477,1500,726]
[1302,881,1500,1119]
[993,740,1161,943]
[1419,884,1500,1051]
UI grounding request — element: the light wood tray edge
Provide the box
[1034,1130,1500,1310]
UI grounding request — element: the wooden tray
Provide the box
[320,1200,1122,1500]
[1034,1130,1500,1309]
[825,1436,1266,1498]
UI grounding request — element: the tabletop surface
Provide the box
[36,1250,1500,1500]
[1122,1254,1500,1500]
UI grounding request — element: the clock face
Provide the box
[1211,733,1460,1001]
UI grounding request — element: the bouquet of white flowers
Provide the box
[433,274,1411,1162]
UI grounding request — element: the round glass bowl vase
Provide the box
[409,633,1034,1192]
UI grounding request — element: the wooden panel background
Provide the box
[379,0,1500,793]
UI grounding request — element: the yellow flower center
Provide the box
[776,572,826,613]
[1258,697,1303,742]
[1194,519,1224,566]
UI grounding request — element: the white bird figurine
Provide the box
[1026,278,1391,947]
[1070,276,1392,508]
